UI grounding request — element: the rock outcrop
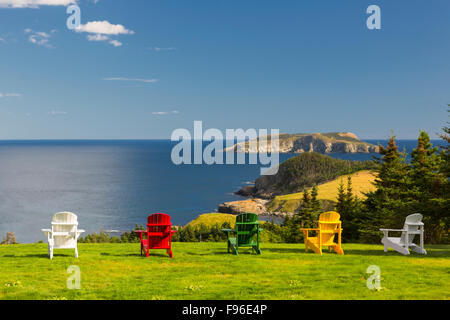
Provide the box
[217,198,294,219]
[218,199,269,215]
[224,132,379,154]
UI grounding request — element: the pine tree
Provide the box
[410,131,443,197]
[409,130,448,243]
[335,176,362,242]
[295,185,322,237]
[439,105,450,242]
[362,135,411,242]
[336,179,346,215]
[345,176,353,204]
[302,189,311,206]
[310,184,321,213]
[439,105,450,177]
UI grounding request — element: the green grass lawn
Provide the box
[1,242,449,300]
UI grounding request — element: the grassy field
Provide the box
[1,242,449,300]
[267,170,376,212]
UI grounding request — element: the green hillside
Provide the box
[187,213,236,228]
[253,152,375,197]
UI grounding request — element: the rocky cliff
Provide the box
[224,132,379,154]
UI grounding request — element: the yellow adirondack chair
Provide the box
[301,211,344,255]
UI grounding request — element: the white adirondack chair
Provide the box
[380,213,427,255]
[41,212,85,260]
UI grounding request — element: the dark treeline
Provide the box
[261,152,376,195]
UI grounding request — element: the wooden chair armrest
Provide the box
[300,228,319,239]
[379,228,406,232]
[379,228,406,237]
[134,230,146,241]
[41,229,52,240]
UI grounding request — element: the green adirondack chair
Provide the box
[221,213,262,255]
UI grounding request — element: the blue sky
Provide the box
[0,0,449,139]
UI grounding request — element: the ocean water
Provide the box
[0,139,444,243]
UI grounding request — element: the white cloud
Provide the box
[75,21,134,36]
[87,34,109,41]
[75,20,133,47]
[153,47,176,52]
[25,29,53,48]
[152,110,180,116]
[49,110,67,115]
[102,77,159,83]
[0,0,75,8]
[109,39,122,47]
[0,92,21,97]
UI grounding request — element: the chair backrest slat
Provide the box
[147,213,171,233]
[401,213,423,245]
[236,213,259,245]
[318,211,341,243]
[51,212,78,248]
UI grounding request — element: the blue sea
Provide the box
[0,139,444,243]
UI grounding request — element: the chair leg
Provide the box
[75,247,79,258]
[384,243,388,253]
[49,247,53,260]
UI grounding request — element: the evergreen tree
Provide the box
[345,176,353,204]
[409,131,448,243]
[297,188,320,228]
[439,105,450,178]
[335,176,363,242]
[335,179,346,215]
[310,184,321,213]
[362,135,411,242]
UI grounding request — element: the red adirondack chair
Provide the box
[135,213,177,258]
